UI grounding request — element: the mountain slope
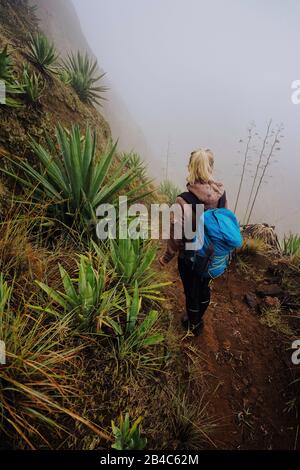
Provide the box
[31,0,152,163]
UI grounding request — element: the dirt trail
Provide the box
[167,255,299,450]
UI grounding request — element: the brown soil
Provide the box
[166,253,300,450]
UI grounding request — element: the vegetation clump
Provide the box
[63,51,107,106]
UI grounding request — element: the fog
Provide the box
[72,0,300,236]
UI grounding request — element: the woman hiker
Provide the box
[159,148,227,336]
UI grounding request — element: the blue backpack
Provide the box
[180,191,243,278]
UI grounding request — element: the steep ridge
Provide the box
[31,0,153,164]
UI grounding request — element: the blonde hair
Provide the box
[186,148,214,184]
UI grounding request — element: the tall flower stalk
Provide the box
[243,119,272,224]
[234,124,255,214]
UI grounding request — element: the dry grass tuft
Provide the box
[242,224,281,252]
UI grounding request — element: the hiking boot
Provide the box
[181,314,189,330]
[191,319,204,336]
[187,310,204,336]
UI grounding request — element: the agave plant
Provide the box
[282,233,300,258]
[159,179,181,205]
[110,238,169,300]
[63,51,107,105]
[115,284,164,376]
[58,68,71,85]
[2,124,144,230]
[36,255,120,332]
[0,274,110,448]
[0,45,23,107]
[21,64,44,103]
[159,180,181,204]
[125,153,148,180]
[0,45,13,82]
[27,32,59,75]
[0,272,12,313]
[111,413,147,450]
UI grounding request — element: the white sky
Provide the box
[72,0,300,235]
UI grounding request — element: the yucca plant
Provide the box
[111,413,147,450]
[63,51,107,105]
[0,272,12,311]
[35,255,120,332]
[114,284,164,376]
[110,237,169,301]
[0,45,23,107]
[21,64,44,103]
[282,233,300,258]
[0,45,13,82]
[27,32,59,75]
[125,153,148,181]
[58,68,71,85]
[2,124,144,231]
[159,179,181,205]
[0,275,111,449]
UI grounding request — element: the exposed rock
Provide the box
[244,292,259,309]
[263,276,282,285]
[256,284,284,297]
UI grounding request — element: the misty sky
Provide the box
[72,0,300,236]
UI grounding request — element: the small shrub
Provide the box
[110,238,169,300]
[63,51,107,105]
[238,237,266,256]
[0,45,13,82]
[111,413,147,450]
[114,284,164,377]
[260,303,293,336]
[169,393,217,450]
[125,153,148,180]
[282,233,300,258]
[36,254,120,333]
[27,32,59,75]
[58,68,71,85]
[0,45,23,107]
[159,180,181,205]
[242,224,280,251]
[21,64,44,102]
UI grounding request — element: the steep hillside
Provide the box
[30,0,152,164]
[0,0,299,453]
[0,0,110,162]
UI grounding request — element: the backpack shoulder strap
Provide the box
[178,191,202,213]
[179,190,227,211]
[218,191,227,208]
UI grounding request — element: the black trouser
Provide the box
[178,256,211,323]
